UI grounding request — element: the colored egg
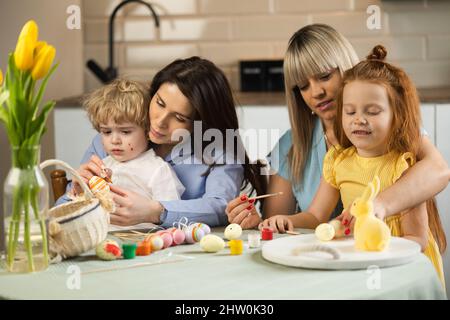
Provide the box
[192,223,211,235]
[88,176,110,193]
[96,239,122,260]
[315,223,335,241]
[167,227,186,245]
[156,230,173,248]
[184,225,205,243]
[224,223,242,240]
[147,235,164,251]
[200,234,225,253]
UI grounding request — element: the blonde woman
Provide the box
[226,24,449,231]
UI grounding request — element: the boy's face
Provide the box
[99,120,148,162]
[342,80,393,157]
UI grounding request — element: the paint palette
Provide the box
[262,234,421,270]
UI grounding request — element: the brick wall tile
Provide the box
[126,44,199,68]
[276,0,351,13]
[232,15,309,40]
[161,18,230,41]
[200,0,271,14]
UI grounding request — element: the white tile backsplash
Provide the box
[82,0,450,92]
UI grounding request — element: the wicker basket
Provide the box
[40,159,110,259]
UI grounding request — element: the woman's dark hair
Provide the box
[150,56,267,200]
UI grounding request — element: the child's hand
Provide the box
[258,215,293,233]
[335,209,353,236]
[78,155,105,184]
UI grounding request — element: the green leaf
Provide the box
[0,91,10,125]
[28,100,55,145]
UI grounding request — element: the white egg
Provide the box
[200,235,225,253]
[329,219,345,238]
[224,223,242,240]
[315,223,335,241]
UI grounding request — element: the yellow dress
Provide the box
[323,145,445,287]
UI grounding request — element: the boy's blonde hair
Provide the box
[84,79,150,132]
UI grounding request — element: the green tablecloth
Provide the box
[0,229,446,300]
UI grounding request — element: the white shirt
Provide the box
[103,149,185,231]
[104,148,185,200]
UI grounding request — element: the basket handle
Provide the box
[40,159,94,199]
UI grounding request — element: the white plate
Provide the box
[262,234,421,270]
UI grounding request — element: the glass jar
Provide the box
[1,146,49,273]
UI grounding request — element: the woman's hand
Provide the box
[259,215,293,233]
[225,194,261,229]
[109,184,164,226]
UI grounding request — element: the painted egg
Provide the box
[88,176,110,193]
[191,223,211,235]
[184,225,205,243]
[315,223,335,241]
[224,223,242,240]
[146,235,164,251]
[167,227,186,245]
[155,230,173,248]
[96,239,122,260]
[200,234,225,253]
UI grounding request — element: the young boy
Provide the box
[73,79,184,230]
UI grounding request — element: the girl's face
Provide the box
[100,120,148,162]
[298,68,342,122]
[342,81,393,157]
[148,82,194,146]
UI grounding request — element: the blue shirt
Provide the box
[56,134,244,227]
[268,117,342,218]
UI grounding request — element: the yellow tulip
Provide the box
[18,20,38,44]
[31,43,55,80]
[14,35,35,71]
[35,41,47,53]
[0,69,3,86]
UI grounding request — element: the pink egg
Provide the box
[170,228,186,245]
[156,230,173,248]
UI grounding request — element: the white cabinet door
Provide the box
[54,108,98,169]
[435,104,450,294]
[236,105,290,162]
[421,104,435,145]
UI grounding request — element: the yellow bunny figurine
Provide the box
[350,176,391,251]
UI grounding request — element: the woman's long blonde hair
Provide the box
[283,24,359,188]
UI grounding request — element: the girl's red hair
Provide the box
[335,45,446,253]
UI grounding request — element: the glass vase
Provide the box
[1,146,49,273]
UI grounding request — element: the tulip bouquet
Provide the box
[0,20,57,272]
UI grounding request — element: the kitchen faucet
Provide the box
[87,0,160,84]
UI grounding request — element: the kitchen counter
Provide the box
[56,87,450,108]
